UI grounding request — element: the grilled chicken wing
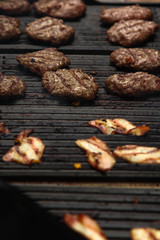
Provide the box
[76,136,116,171]
[131,228,160,240]
[3,129,45,165]
[89,118,149,136]
[114,145,160,164]
[64,214,108,240]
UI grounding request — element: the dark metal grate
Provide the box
[11,183,160,240]
[0,4,160,181]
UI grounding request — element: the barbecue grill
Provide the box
[0,0,160,238]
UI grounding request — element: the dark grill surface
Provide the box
[11,183,160,240]
[1,4,160,181]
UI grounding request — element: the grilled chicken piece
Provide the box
[0,73,26,100]
[110,48,160,71]
[107,20,158,47]
[42,69,99,102]
[33,0,86,19]
[16,48,70,76]
[25,17,75,46]
[2,129,45,165]
[89,118,150,136]
[114,145,160,164]
[64,214,108,240]
[131,228,160,240]
[0,15,21,42]
[0,122,10,133]
[0,0,31,15]
[101,5,153,24]
[105,72,160,98]
[76,136,116,171]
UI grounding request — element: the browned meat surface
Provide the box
[0,0,31,15]
[105,72,160,98]
[16,48,71,76]
[107,20,158,47]
[42,69,99,101]
[0,15,21,42]
[101,5,153,24]
[110,48,160,71]
[0,72,26,99]
[33,0,86,19]
[25,17,75,46]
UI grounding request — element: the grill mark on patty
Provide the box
[69,70,88,89]
[127,49,137,63]
[56,72,72,91]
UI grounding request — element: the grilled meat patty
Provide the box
[0,73,26,99]
[105,72,160,98]
[107,20,158,47]
[110,48,160,71]
[0,15,21,42]
[0,0,31,15]
[101,5,153,24]
[33,0,86,19]
[42,69,99,101]
[25,17,75,46]
[16,48,71,76]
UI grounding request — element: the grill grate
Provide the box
[11,183,160,240]
[0,3,160,181]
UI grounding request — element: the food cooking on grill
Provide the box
[16,48,70,76]
[42,69,99,102]
[114,145,160,164]
[33,0,87,19]
[110,48,160,71]
[2,129,45,165]
[131,228,160,240]
[25,17,75,46]
[101,5,153,24]
[0,0,31,15]
[64,213,108,240]
[106,20,158,47]
[105,72,160,98]
[0,122,10,133]
[89,118,150,136]
[0,15,21,42]
[0,72,26,99]
[76,136,116,171]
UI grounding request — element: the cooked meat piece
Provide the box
[0,122,10,133]
[64,214,108,240]
[106,20,158,47]
[0,15,21,42]
[110,48,160,71]
[42,69,99,102]
[114,145,160,164]
[33,0,86,19]
[2,129,45,165]
[16,48,70,76]
[89,118,150,136]
[25,17,75,46]
[101,5,153,24]
[131,228,160,240]
[105,72,160,98]
[0,0,31,15]
[0,72,26,99]
[76,136,116,171]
